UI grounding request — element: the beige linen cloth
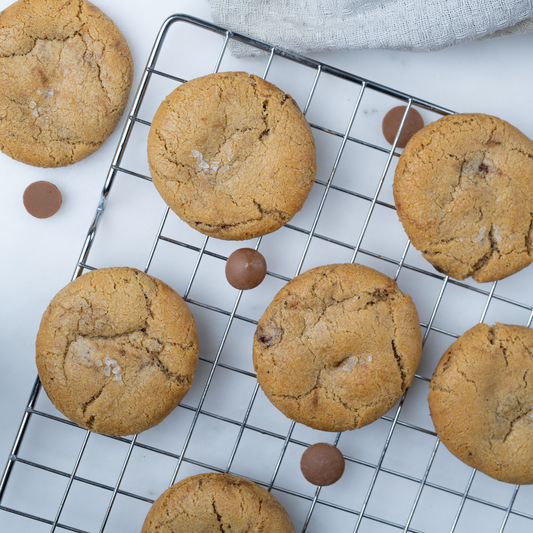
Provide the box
[206,0,533,55]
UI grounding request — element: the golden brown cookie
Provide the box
[0,0,133,167]
[252,263,422,432]
[428,323,533,485]
[393,113,533,283]
[141,473,296,533]
[36,267,199,437]
[147,71,316,240]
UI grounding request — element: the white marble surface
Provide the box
[1,1,533,531]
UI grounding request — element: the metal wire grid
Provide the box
[1,13,533,533]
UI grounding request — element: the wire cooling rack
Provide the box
[1,14,533,533]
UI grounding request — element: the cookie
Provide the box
[147,71,316,240]
[428,323,533,485]
[252,263,422,432]
[0,0,133,167]
[393,113,533,283]
[35,267,199,437]
[140,473,296,533]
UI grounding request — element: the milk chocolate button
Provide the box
[225,248,267,290]
[382,106,424,148]
[23,181,62,219]
[300,442,345,486]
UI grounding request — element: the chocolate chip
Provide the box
[300,443,345,486]
[255,322,282,347]
[23,181,62,219]
[382,106,424,148]
[225,248,267,290]
[257,334,272,345]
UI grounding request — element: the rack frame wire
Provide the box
[1,13,532,533]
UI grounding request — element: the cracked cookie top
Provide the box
[393,113,533,283]
[141,473,296,533]
[429,323,533,485]
[147,71,316,240]
[35,267,199,437]
[0,0,133,167]
[252,263,422,432]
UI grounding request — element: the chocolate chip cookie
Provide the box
[141,473,296,533]
[0,0,133,167]
[253,263,422,432]
[147,71,316,240]
[429,323,533,485]
[393,113,533,282]
[36,267,199,437]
